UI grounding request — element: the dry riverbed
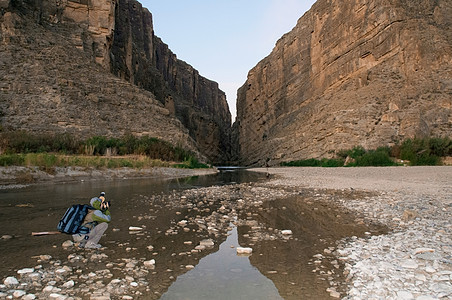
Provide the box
[252,166,452,299]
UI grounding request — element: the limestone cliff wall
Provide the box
[109,0,231,163]
[234,0,452,166]
[1,0,231,163]
[0,0,207,160]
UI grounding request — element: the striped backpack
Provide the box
[57,204,93,234]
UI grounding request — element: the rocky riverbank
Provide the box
[252,166,452,299]
[0,166,218,189]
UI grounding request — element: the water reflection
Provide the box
[0,169,385,299]
[161,226,283,300]
[0,169,266,275]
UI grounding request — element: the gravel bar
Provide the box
[251,166,452,299]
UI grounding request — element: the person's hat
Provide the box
[100,192,105,196]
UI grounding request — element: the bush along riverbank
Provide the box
[0,132,210,170]
[0,132,214,186]
[281,137,452,167]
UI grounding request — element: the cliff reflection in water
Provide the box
[160,226,282,300]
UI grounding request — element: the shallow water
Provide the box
[160,226,283,300]
[0,170,263,273]
[0,169,385,299]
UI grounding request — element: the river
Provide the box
[0,169,384,299]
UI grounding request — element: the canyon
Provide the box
[1,0,451,166]
[233,0,452,166]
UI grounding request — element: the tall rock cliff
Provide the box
[109,0,231,163]
[0,0,231,163]
[234,0,452,166]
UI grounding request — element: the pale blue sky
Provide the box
[140,1,316,121]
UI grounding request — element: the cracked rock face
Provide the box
[233,0,452,166]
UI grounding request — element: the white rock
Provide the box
[330,291,341,298]
[49,293,67,300]
[55,268,67,274]
[186,265,195,269]
[281,230,293,235]
[397,291,414,299]
[178,220,188,226]
[17,268,34,275]
[415,273,426,281]
[236,247,253,255]
[431,283,452,294]
[416,252,442,261]
[22,294,37,300]
[416,296,438,300]
[110,279,122,285]
[199,239,214,247]
[130,282,138,287]
[143,259,155,268]
[401,259,418,269]
[62,240,73,248]
[4,276,19,286]
[39,255,52,261]
[414,248,435,254]
[13,290,26,298]
[128,226,143,231]
[62,280,74,288]
[43,286,54,293]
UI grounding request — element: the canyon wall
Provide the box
[0,0,231,163]
[234,0,452,166]
[109,0,231,163]
[0,0,203,157]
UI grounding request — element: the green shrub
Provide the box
[320,158,344,167]
[0,131,206,167]
[350,149,397,167]
[428,137,452,157]
[281,158,345,167]
[281,158,321,167]
[0,131,81,154]
[399,138,447,166]
[347,146,366,159]
[0,154,25,166]
[174,157,209,169]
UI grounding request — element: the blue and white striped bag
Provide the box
[57,204,93,234]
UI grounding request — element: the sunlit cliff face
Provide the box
[234,0,452,166]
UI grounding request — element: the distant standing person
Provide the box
[73,192,111,249]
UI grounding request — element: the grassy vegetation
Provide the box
[281,137,452,167]
[0,153,173,168]
[0,131,210,169]
[281,158,344,167]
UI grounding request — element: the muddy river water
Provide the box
[0,169,386,299]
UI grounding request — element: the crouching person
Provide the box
[73,192,111,249]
